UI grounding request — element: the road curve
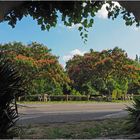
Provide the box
[17,102,131,125]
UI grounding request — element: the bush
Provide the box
[68,95,88,101]
[126,98,140,132]
[71,89,81,96]
[116,89,122,100]
[49,95,66,101]
[133,95,140,101]
[0,58,24,138]
[25,95,39,101]
[112,90,117,100]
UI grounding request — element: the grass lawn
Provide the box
[12,118,132,139]
[18,100,132,104]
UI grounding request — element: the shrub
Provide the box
[126,98,140,132]
[71,89,81,96]
[112,90,117,100]
[68,95,88,101]
[0,58,24,138]
[116,89,122,100]
[25,95,39,101]
[133,95,140,101]
[49,95,66,101]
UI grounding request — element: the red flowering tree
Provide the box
[0,42,70,98]
[66,47,140,97]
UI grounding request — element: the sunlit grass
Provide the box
[18,100,132,104]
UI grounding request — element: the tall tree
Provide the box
[135,54,139,62]
[66,47,140,96]
[0,42,70,97]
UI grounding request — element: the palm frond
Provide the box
[0,57,25,138]
[126,98,140,132]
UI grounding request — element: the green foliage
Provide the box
[0,57,24,138]
[112,89,117,100]
[126,98,140,132]
[0,42,70,100]
[71,89,81,96]
[106,79,117,95]
[82,82,99,95]
[135,54,139,62]
[116,89,123,99]
[2,1,140,43]
[66,47,140,96]
[133,95,140,102]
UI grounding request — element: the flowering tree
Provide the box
[66,47,140,96]
[0,42,70,98]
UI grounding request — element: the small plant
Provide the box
[126,98,140,132]
[0,57,24,138]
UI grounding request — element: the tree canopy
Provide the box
[0,42,70,97]
[66,47,140,97]
[0,42,139,100]
[0,1,140,43]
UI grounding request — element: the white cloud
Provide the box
[96,3,109,19]
[71,49,85,56]
[131,26,140,31]
[67,23,82,29]
[63,49,86,62]
[96,2,121,19]
[63,55,72,62]
[59,23,82,30]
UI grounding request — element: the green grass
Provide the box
[18,100,132,104]
[13,118,131,139]
[111,100,132,103]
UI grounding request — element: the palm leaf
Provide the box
[0,57,25,138]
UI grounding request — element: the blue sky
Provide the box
[0,3,140,67]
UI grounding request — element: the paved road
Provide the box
[17,102,131,125]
